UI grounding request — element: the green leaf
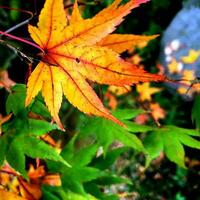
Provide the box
[163,132,186,168]
[192,94,200,129]
[5,117,58,137]
[29,94,51,119]
[80,117,144,154]
[63,167,105,183]
[166,125,200,137]
[42,186,98,200]
[6,136,27,178]
[143,131,163,167]
[27,119,58,136]
[112,109,145,120]
[23,136,70,167]
[144,126,200,168]
[62,143,99,167]
[125,121,155,133]
[62,166,105,195]
[178,133,200,149]
[6,84,26,115]
[0,135,8,166]
[92,147,130,170]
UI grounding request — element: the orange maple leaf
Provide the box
[150,103,166,122]
[25,0,166,130]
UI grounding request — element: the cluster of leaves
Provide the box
[0,0,200,199]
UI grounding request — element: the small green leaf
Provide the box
[92,147,129,170]
[6,136,27,178]
[80,117,144,154]
[112,109,145,120]
[163,133,186,168]
[179,133,200,149]
[27,119,58,136]
[29,95,51,119]
[166,125,200,137]
[6,84,26,115]
[0,135,8,166]
[62,166,106,195]
[42,186,97,200]
[24,137,70,167]
[125,121,155,133]
[62,143,99,167]
[143,131,163,167]
[63,167,105,183]
[143,126,200,168]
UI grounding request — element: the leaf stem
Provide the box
[0,31,44,53]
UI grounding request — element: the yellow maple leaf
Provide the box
[70,1,159,53]
[177,70,195,95]
[181,49,200,64]
[25,0,166,129]
[131,54,142,65]
[167,58,183,74]
[136,82,162,101]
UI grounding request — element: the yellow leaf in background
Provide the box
[0,71,15,91]
[177,87,189,95]
[168,58,182,74]
[136,82,162,101]
[150,103,166,121]
[177,70,195,95]
[182,70,195,82]
[42,174,61,186]
[131,54,142,65]
[105,92,118,110]
[181,49,200,64]
[191,83,200,93]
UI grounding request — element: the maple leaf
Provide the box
[181,49,200,64]
[177,70,195,95]
[150,102,166,122]
[167,58,183,74]
[71,0,159,53]
[0,70,15,91]
[26,0,166,129]
[136,82,162,101]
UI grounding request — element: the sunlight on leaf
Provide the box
[25,0,166,130]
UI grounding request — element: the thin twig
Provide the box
[0,31,44,53]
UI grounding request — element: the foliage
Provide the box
[0,0,200,199]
